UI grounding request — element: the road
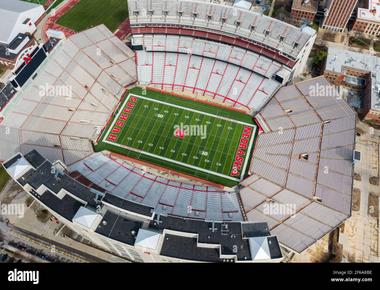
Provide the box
[0,219,104,262]
[268,0,276,17]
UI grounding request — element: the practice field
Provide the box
[95,87,257,187]
[57,0,128,32]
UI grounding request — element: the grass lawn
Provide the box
[349,37,371,49]
[22,0,48,5]
[57,0,129,32]
[0,166,10,193]
[95,87,257,187]
[374,41,380,53]
[0,64,7,77]
[47,0,65,13]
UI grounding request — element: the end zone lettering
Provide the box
[231,126,252,177]
[107,96,138,142]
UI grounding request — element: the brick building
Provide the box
[352,0,380,36]
[291,0,319,26]
[322,0,358,32]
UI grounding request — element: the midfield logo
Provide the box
[23,54,32,65]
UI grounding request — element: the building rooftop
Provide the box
[325,46,380,110]
[16,151,101,208]
[95,211,143,246]
[38,190,84,221]
[149,214,281,261]
[357,0,380,22]
[0,0,41,13]
[291,0,318,13]
[3,150,283,262]
[160,234,221,262]
[0,0,43,44]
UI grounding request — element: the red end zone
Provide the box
[106,96,137,142]
[230,126,253,177]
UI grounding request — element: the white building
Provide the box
[0,0,44,60]
[0,0,45,45]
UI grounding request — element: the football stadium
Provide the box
[0,0,356,262]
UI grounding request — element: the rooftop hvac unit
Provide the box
[313,196,322,202]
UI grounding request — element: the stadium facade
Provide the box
[0,0,356,262]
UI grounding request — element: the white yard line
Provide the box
[103,93,256,182]
[103,93,132,143]
[134,94,256,127]
[103,139,240,182]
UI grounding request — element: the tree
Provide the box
[36,209,50,223]
[312,50,327,67]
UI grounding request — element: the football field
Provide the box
[95,87,257,187]
[56,0,128,32]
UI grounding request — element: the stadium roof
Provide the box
[128,0,316,61]
[0,25,137,163]
[242,76,356,253]
[325,46,380,111]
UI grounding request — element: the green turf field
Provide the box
[95,87,257,187]
[56,0,128,32]
[22,0,48,5]
[47,0,65,13]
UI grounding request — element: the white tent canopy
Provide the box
[248,237,271,261]
[73,206,102,230]
[135,229,161,251]
[6,156,33,180]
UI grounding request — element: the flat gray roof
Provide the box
[0,25,137,163]
[242,76,356,253]
[325,46,380,111]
